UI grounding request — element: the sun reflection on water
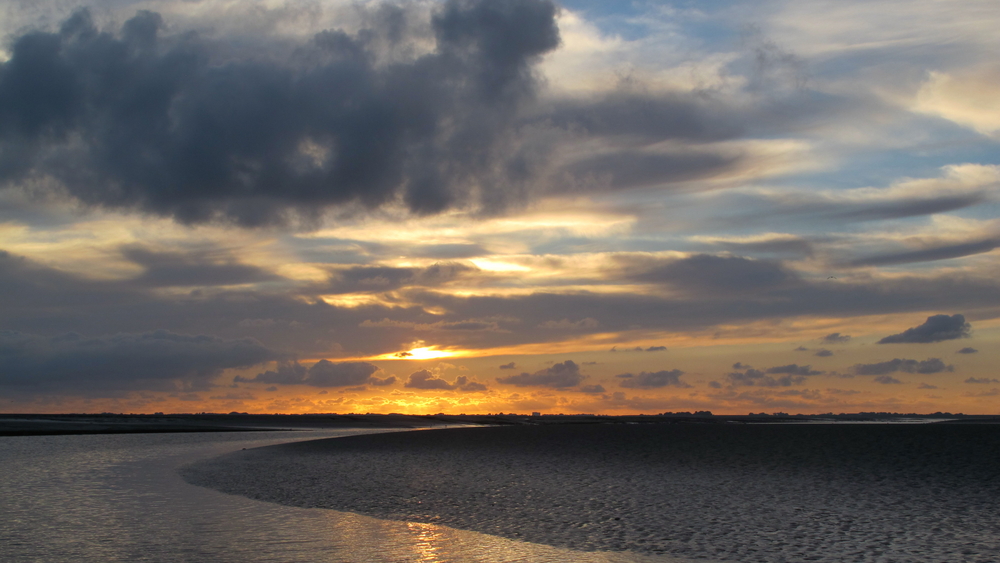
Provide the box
[408,521,446,562]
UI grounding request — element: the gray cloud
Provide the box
[121,245,281,287]
[237,360,381,387]
[822,332,851,343]
[616,369,689,389]
[404,370,486,391]
[455,375,488,392]
[0,1,560,225]
[496,359,584,388]
[765,364,823,376]
[405,369,455,390]
[579,384,606,394]
[321,262,477,294]
[726,368,805,387]
[853,358,952,375]
[848,238,999,267]
[498,362,516,369]
[965,377,1000,384]
[957,347,978,354]
[370,375,397,386]
[878,314,970,344]
[626,254,799,295]
[814,349,833,357]
[1,329,275,393]
[873,375,903,384]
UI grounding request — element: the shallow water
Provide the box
[0,429,689,563]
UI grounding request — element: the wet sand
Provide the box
[183,423,1000,562]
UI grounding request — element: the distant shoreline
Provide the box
[2,411,997,436]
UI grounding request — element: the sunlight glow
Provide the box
[374,346,461,360]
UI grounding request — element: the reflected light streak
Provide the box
[407,522,446,563]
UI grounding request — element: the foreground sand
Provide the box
[182,423,1000,562]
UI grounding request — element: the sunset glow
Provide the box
[1,0,998,416]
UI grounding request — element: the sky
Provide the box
[1,0,998,415]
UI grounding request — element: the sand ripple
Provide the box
[182,424,1000,562]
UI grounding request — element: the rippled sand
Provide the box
[182,424,1000,562]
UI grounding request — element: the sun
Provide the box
[373,346,459,361]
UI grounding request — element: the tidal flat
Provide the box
[183,423,1000,563]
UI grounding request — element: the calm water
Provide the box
[0,430,685,563]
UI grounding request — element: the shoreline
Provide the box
[4,411,997,437]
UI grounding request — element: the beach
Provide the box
[183,423,1000,562]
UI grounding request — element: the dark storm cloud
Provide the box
[0,329,275,392]
[0,1,560,225]
[496,359,584,388]
[878,314,970,344]
[852,358,952,375]
[848,238,1000,267]
[625,254,799,294]
[616,369,689,389]
[121,245,282,287]
[822,332,850,343]
[236,360,381,387]
[957,347,978,354]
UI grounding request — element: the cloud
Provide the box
[238,360,384,387]
[404,370,487,391]
[878,314,971,344]
[454,375,488,392]
[325,263,477,295]
[814,349,833,357]
[370,375,397,386]
[873,375,903,384]
[765,364,823,376]
[538,317,599,329]
[918,383,938,389]
[965,377,1000,384]
[496,359,584,388]
[853,358,952,375]
[405,369,456,390]
[579,384,606,393]
[120,245,282,288]
[957,347,978,354]
[616,369,689,389]
[498,362,517,369]
[0,1,561,225]
[822,332,851,343]
[627,254,799,295]
[848,238,1000,267]
[726,368,809,387]
[1,329,276,393]
[645,346,668,352]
